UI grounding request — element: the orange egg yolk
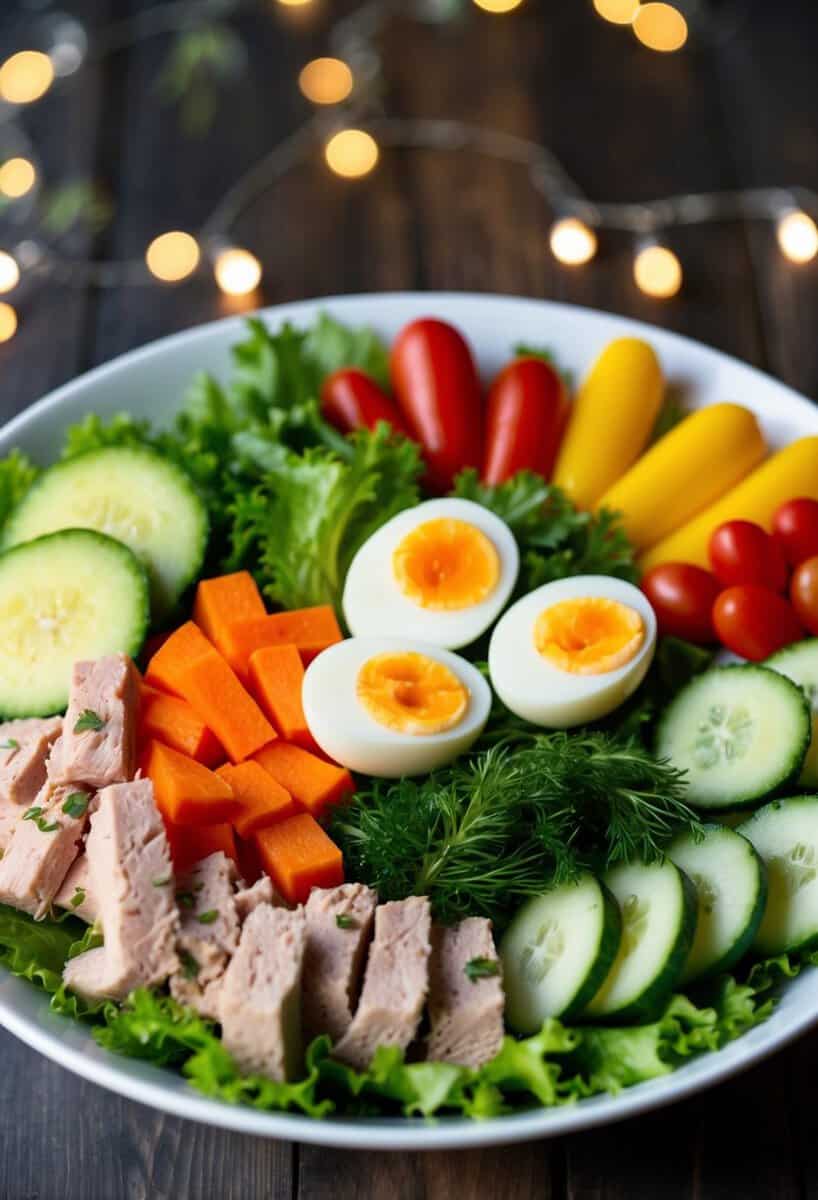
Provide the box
[392,518,500,610]
[356,651,469,735]
[533,597,645,676]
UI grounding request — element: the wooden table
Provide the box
[1,1,818,1196]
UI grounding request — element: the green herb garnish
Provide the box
[70,888,86,910]
[62,792,89,819]
[22,806,42,821]
[22,806,60,833]
[176,891,195,909]
[335,914,357,930]
[464,957,500,983]
[74,709,105,734]
[0,738,20,751]
[197,910,218,925]
[179,950,199,979]
[152,875,171,888]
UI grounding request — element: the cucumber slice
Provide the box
[739,795,818,955]
[584,859,697,1023]
[500,873,621,1034]
[669,824,767,983]
[655,665,810,810]
[767,640,818,787]
[3,447,208,617]
[0,528,149,717]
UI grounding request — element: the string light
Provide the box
[213,247,262,296]
[633,242,682,298]
[549,217,598,265]
[0,252,20,294]
[472,0,526,12]
[0,302,17,342]
[0,158,37,199]
[325,129,379,178]
[145,231,200,282]
[0,51,55,104]
[593,0,641,23]
[275,0,313,7]
[776,210,818,264]
[298,58,353,105]
[632,3,688,52]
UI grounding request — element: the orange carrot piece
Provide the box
[254,741,355,817]
[216,760,298,839]
[220,605,343,678]
[254,813,344,904]
[193,571,266,671]
[145,621,275,763]
[145,740,238,826]
[248,644,319,753]
[164,816,238,873]
[139,683,224,767]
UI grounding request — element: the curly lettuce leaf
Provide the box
[0,449,39,530]
[0,902,105,1019]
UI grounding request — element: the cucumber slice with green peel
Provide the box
[500,873,621,1034]
[738,796,818,956]
[0,528,149,717]
[583,859,697,1023]
[669,824,767,983]
[766,640,818,787]
[655,665,810,810]
[3,447,208,618]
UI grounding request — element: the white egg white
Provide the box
[342,497,519,650]
[488,575,657,728]
[301,636,492,777]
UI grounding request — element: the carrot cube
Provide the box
[165,817,238,873]
[145,740,238,826]
[216,760,298,839]
[254,813,344,904]
[139,683,224,767]
[248,644,319,753]
[193,571,266,672]
[220,605,343,679]
[254,741,355,817]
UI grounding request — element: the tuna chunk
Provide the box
[170,852,242,1020]
[426,918,504,1068]
[303,883,377,1043]
[219,905,306,1082]
[48,656,138,789]
[0,781,90,917]
[62,779,178,1001]
[54,854,98,924]
[0,717,62,808]
[332,896,431,1071]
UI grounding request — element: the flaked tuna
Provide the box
[303,883,377,1043]
[62,779,178,1000]
[0,781,90,917]
[54,853,98,924]
[332,896,431,1071]
[0,717,62,809]
[48,656,138,789]
[426,918,504,1068]
[170,852,242,1019]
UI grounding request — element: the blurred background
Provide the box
[0,0,816,428]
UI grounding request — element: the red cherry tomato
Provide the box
[712,585,803,660]
[641,563,720,644]
[320,368,409,437]
[708,519,788,592]
[390,318,483,492]
[481,357,569,485]
[790,555,818,635]
[773,498,818,568]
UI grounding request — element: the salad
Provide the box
[1,310,818,1123]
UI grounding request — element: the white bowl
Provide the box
[1,292,816,1149]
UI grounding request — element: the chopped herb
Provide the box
[70,888,86,910]
[22,806,42,822]
[179,950,199,980]
[335,914,357,930]
[197,910,218,925]
[152,875,171,888]
[0,738,19,751]
[464,957,501,983]
[176,891,195,909]
[74,709,105,734]
[62,792,89,819]
[21,806,59,833]
[193,881,205,893]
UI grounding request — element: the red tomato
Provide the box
[712,585,803,660]
[481,357,568,485]
[773,498,818,568]
[790,555,818,635]
[641,563,720,644]
[708,519,788,592]
[390,318,483,492]
[320,368,409,437]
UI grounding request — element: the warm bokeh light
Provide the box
[0,251,20,294]
[214,247,262,296]
[0,302,17,341]
[276,0,313,6]
[472,0,525,12]
[632,3,688,51]
[145,231,200,283]
[633,244,682,298]
[777,210,818,264]
[0,157,36,198]
[593,0,641,23]
[0,51,55,104]
[299,57,353,105]
[549,217,598,265]
[325,129,379,179]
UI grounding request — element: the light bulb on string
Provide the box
[593,0,641,24]
[0,51,55,104]
[299,58,353,105]
[549,217,598,265]
[0,302,17,342]
[0,252,20,294]
[145,232,200,283]
[325,129,379,179]
[213,247,262,296]
[0,158,36,199]
[777,210,818,264]
[633,241,682,298]
[632,3,688,51]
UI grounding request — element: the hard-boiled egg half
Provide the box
[302,636,492,777]
[342,498,519,650]
[488,575,657,727]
